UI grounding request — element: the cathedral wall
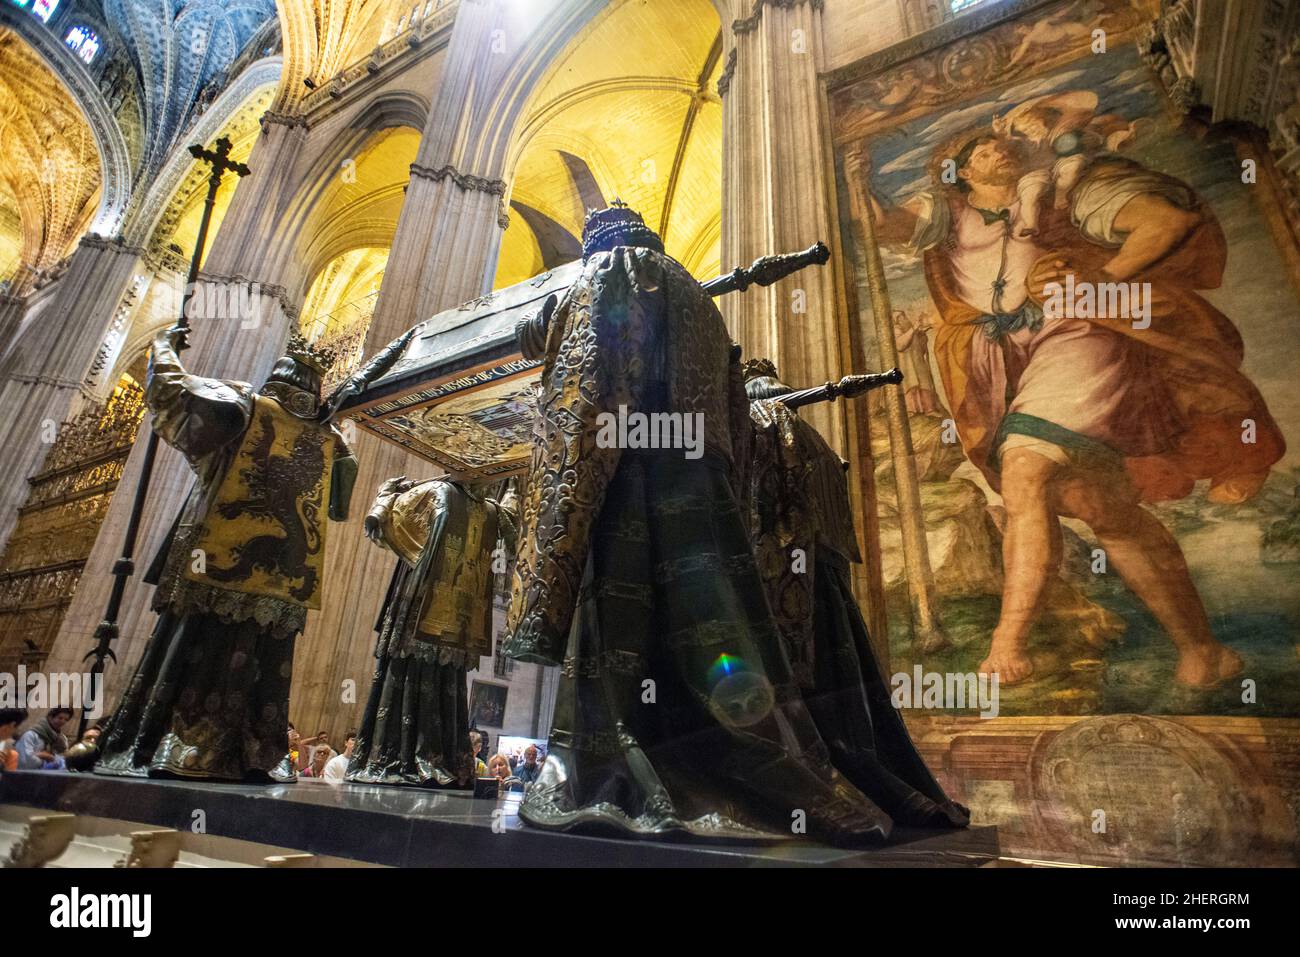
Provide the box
[821,0,911,73]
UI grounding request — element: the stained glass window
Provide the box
[65,26,99,64]
[32,0,57,22]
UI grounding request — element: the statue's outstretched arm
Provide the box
[318,325,420,424]
[146,326,253,467]
[516,293,561,360]
[363,475,418,549]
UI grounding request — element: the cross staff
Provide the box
[78,138,250,738]
[173,137,251,341]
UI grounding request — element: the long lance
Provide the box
[78,138,250,738]
[778,367,903,410]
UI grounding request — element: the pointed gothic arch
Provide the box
[488,0,724,286]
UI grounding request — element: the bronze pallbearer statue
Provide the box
[502,203,900,844]
[95,324,413,782]
[347,476,518,787]
[744,357,969,829]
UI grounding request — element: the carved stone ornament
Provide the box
[409,162,507,196]
[3,813,77,868]
[115,830,182,869]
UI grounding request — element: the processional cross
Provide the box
[78,137,250,737]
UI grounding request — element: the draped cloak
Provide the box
[925,158,1283,504]
[347,479,517,787]
[748,396,968,828]
[499,247,895,845]
[747,396,861,687]
[504,246,749,666]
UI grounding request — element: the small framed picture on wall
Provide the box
[469,680,508,729]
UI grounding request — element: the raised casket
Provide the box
[339,261,583,479]
[340,242,830,479]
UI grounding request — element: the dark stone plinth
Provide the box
[0,770,998,867]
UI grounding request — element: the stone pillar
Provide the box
[719,0,850,448]
[205,116,312,280]
[0,292,24,358]
[718,0,886,629]
[0,235,143,550]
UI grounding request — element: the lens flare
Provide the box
[707,652,743,687]
[707,653,775,728]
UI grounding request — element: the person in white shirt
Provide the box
[322,731,356,784]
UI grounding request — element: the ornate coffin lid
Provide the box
[339,261,583,479]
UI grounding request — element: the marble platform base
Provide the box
[0,770,999,867]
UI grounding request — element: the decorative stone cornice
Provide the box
[409,162,507,196]
[78,234,146,257]
[9,372,88,390]
[196,271,301,322]
[261,110,310,131]
[732,0,824,35]
[717,48,737,98]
